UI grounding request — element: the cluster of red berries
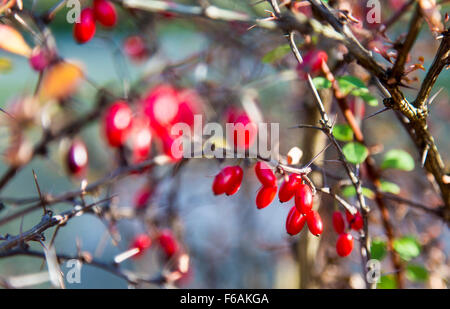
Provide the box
[212,161,324,237]
[332,210,363,257]
[101,84,202,163]
[73,0,117,44]
[130,229,179,259]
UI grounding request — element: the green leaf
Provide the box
[0,58,12,73]
[312,77,331,90]
[342,142,368,164]
[332,124,353,141]
[342,186,375,199]
[337,76,368,96]
[406,264,428,282]
[393,236,421,261]
[378,275,397,289]
[262,44,292,63]
[371,239,387,261]
[359,92,378,106]
[381,149,415,171]
[380,180,401,194]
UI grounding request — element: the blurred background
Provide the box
[0,0,448,288]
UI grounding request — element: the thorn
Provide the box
[288,124,323,130]
[32,170,47,215]
[428,87,443,106]
[305,143,332,169]
[364,107,390,120]
[421,144,429,168]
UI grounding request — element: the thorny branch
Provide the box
[0,0,447,289]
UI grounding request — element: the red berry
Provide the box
[228,112,257,150]
[73,8,96,44]
[212,166,243,196]
[123,36,148,62]
[158,230,179,258]
[212,166,233,195]
[130,116,152,163]
[346,211,364,231]
[255,185,277,209]
[159,130,183,162]
[173,89,203,129]
[286,206,306,235]
[143,84,179,136]
[134,187,152,210]
[278,174,301,203]
[295,183,313,215]
[336,233,354,257]
[306,210,323,236]
[296,50,328,78]
[131,234,152,257]
[255,161,277,187]
[103,101,133,147]
[292,1,312,17]
[66,139,88,176]
[93,0,117,27]
[29,47,51,71]
[332,211,346,234]
[225,166,243,196]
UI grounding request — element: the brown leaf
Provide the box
[419,0,444,33]
[0,24,31,57]
[39,62,84,100]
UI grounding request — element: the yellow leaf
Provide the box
[0,57,12,72]
[0,24,31,57]
[39,62,84,100]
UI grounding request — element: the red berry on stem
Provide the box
[255,185,277,209]
[336,233,354,257]
[130,117,152,163]
[103,101,133,147]
[134,187,152,210]
[346,211,364,231]
[332,211,346,234]
[255,161,277,187]
[286,206,306,235]
[225,166,243,196]
[131,234,152,257]
[158,230,179,258]
[295,183,313,215]
[93,0,117,27]
[306,210,323,236]
[279,174,301,203]
[296,50,328,78]
[123,36,148,62]
[212,166,235,195]
[66,139,88,176]
[143,84,180,136]
[229,112,257,150]
[73,8,96,44]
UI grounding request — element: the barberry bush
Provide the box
[0,0,449,289]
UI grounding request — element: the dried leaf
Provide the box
[419,0,444,33]
[0,24,31,57]
[39,62,84,100]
